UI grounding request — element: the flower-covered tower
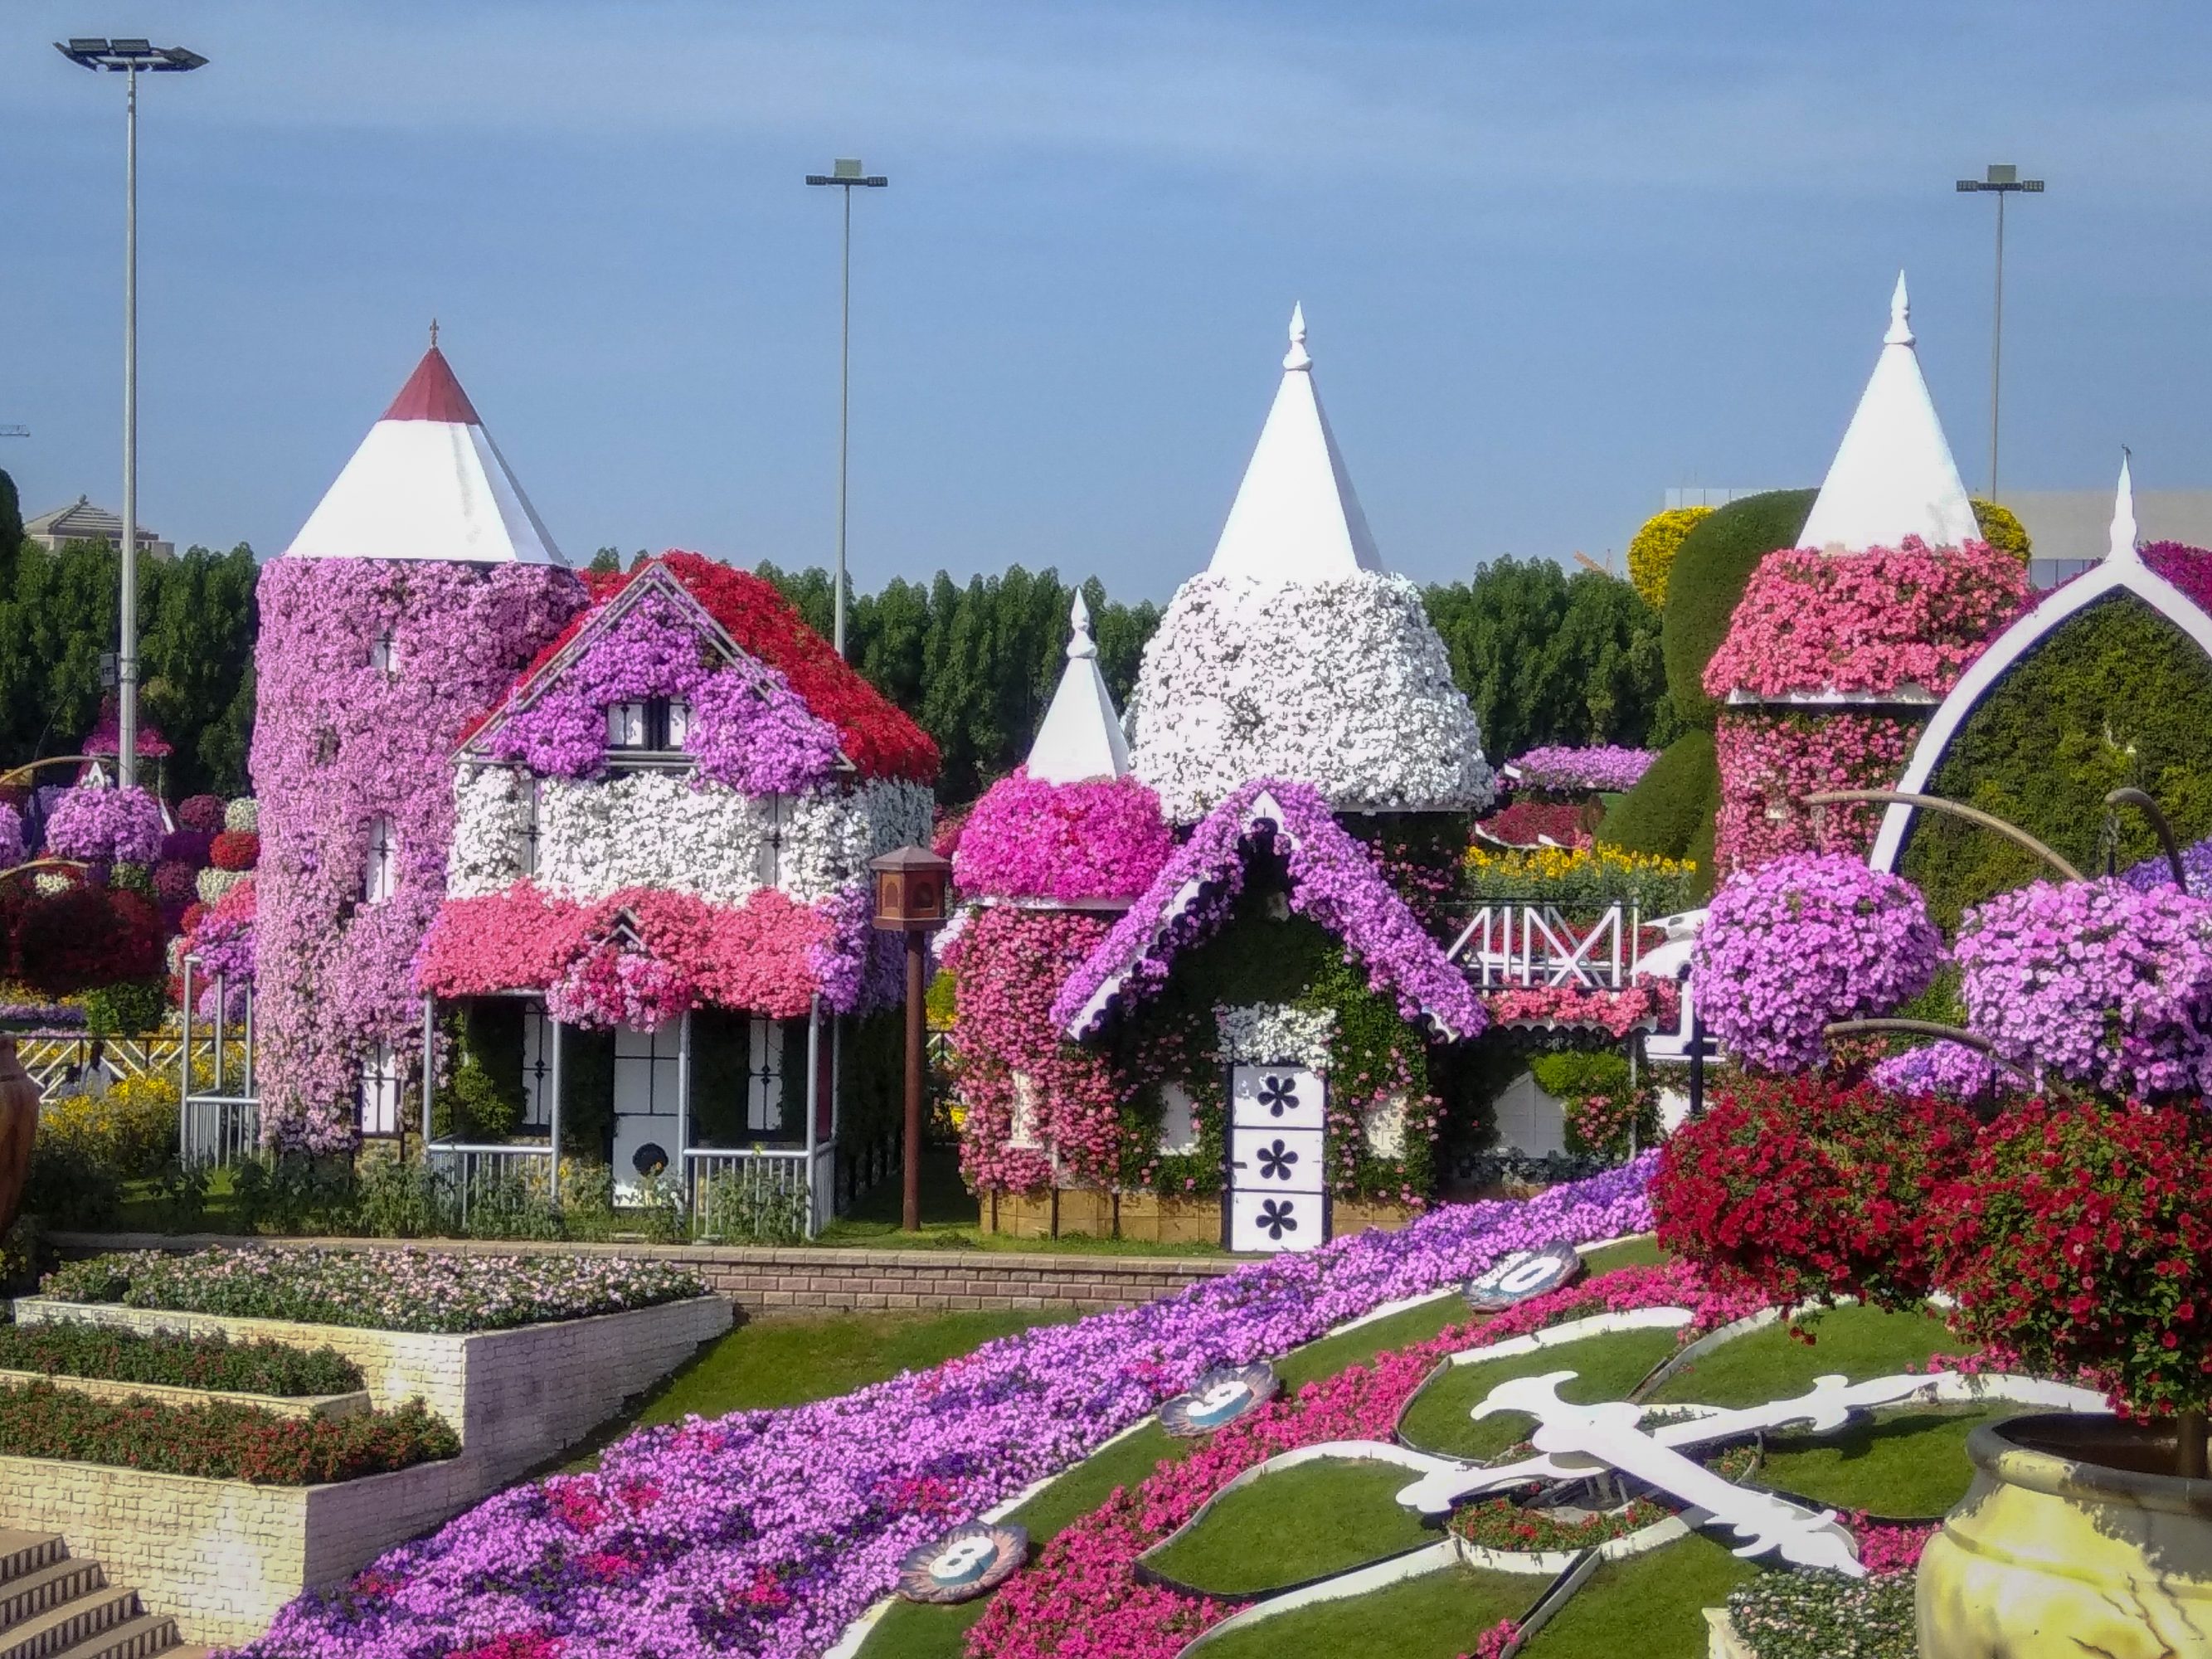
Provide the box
[1706,275,2026,877]
[1126,307,1494,823]
[250,341,587,1151]
[946,596,1175,1195]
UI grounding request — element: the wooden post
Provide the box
[903,928,926,1231]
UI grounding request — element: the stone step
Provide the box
[47,1614,178,1659]
[0,1587,140,1659]
[0,1540,63,1593]
[0,1562,107,1633]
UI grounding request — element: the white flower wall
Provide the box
[1127,572,1495,822]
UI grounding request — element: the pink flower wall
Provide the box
[251,560,586,1151]
[1713,711,1918,878]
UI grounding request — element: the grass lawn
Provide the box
[814,1149,1230,1257]
[1646,1304,1966,1408]
[1521,1530,1760,1658]
[1578,1233,1665,1275]
[1396,1326,1685,1462]
[1145,1458,1438,1595]
[1757,1402,2012,1517]
[1196,1563,1535,1659]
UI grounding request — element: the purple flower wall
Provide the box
[250,560,586,1151]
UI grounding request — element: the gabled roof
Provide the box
[1798,274,1980,556]
[284,343,566,566]
[1869,457,2212,873]
[1050,778,1483,1042]
[1026,593,1130,784]
[1204,304,1384,583]
[463,550,940,783]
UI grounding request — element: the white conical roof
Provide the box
[285,340,565,564]
[1204,304,1383,582]
[1028,593,1132,783]
[2106,453,2141,563]
[1797,274,1980,556]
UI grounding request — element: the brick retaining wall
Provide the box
[48,1233,1242,1315]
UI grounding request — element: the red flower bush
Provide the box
[1930,1097,2212,1421]
[209,830,260,872]
[177,795,227,834]
[12,887,164,996]
[1653,1077,1976,1310]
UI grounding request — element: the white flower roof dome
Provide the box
[1126,307,1493,823]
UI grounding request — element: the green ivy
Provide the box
[1901,596,2212,927]
[80,978,166,1039]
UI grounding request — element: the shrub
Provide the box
[12,887,163,996]
[1626,505,1712,611]
[1597,728,1717,863]
[80,977,168,1038]
[21,1141,119,1231]
[1726,1569,1917,1659]
[0,1382,455,1483]
[1474,800,1591,849]
[1653,1076,1976,1309]
[159,829,213,865]
[1530,1051,1652,1160]
[151,859,198,909]
[208,830,260,872]
[1660,489,1815,727]
[1901,596,2212,926]
[1971,498,2032,562]
[222,797,258,834]
[43,787,165,865]
[1931,1097,2212,1423]
[0,1322,362,1396]
[177,795,226,834]
[36,1072,177,1181]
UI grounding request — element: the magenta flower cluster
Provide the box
[238,1162,1653,1659]
[43,786,165,865]
[950,768,1176,903]
[1956,877,2212,1099]
[1051,779,1485,1040]
[1508,745,1657,795]
[1869,1039,2015,1101]
[486,586,843,795]
[251,560,586,1152]
[2122,834,2212,901]
[1693,853,1942,1072]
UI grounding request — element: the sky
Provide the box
[4,1,2212,601]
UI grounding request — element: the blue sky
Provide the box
[5,1,2210,600]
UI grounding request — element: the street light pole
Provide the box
[1955,163,2044,503]
[56,37,207,791]
[805,159,887,659]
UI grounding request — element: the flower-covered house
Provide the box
[414,550,937,1230]
[946,310,1502,1251]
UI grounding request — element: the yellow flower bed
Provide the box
[37,1070,182,1181]
[1464,844,1698,911]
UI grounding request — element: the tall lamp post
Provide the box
[55,36,207,792]
[869,845,950,1231]
[1955,163,2044,502]
[804,158,887,659]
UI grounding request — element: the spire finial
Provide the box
[2108,448,2140,562]
[1067,591,1097,661]
[1283,302,1310,372]
[1884,272,1913,347]
[429,317,440,351]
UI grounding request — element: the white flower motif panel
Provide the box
[1229,1063,1325,1132]
[1228,1189,1325,1253]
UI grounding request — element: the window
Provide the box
[746,1015,785,1133]
[605,698,689,753]
[520,1005,554,1130]
[515,776,541,878]
[364,815,397,902]
[754,795,787,887]
[358,1042,401,1138]
[369,628,400,677]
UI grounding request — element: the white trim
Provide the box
[1868,555,2212,872]
[1438,1305,1695,1369]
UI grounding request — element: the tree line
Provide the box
[0,468,1665,809]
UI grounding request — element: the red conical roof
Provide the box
[382,347,483,425]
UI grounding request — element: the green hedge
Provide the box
[1660,489,1815,727]
[1598,728,1719,865]
[0,1322,362,1396]
[1901,595,2212,926]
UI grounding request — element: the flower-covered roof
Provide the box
[1125,310,1490,823]
[284,342,566,567]
[463,551,939,784]
[1052,779,1485,1043]
[1796,274,1979,557]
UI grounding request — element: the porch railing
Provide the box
[686,1146,815,1243]
[1443,900,1642,990]
[177,958,260,1168]
[424,1143,557,1228]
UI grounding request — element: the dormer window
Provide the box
[364,814,398,902]
[369,628,399,678]
[515,776,541,877]
[606,698,688,753]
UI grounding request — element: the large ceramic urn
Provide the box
[1919,1413,2212,1657]
[0,1039,38,1237]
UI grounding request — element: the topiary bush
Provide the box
[1660,489,1815,728]
[1597,728,1718,864]
[1901,595,2212,927]
[1626,505,1712,611]
[1971,499,2031,562]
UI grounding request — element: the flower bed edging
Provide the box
[12,1293,732,1497]
[0,1449,473,1647]
[0,1368,367,1421]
